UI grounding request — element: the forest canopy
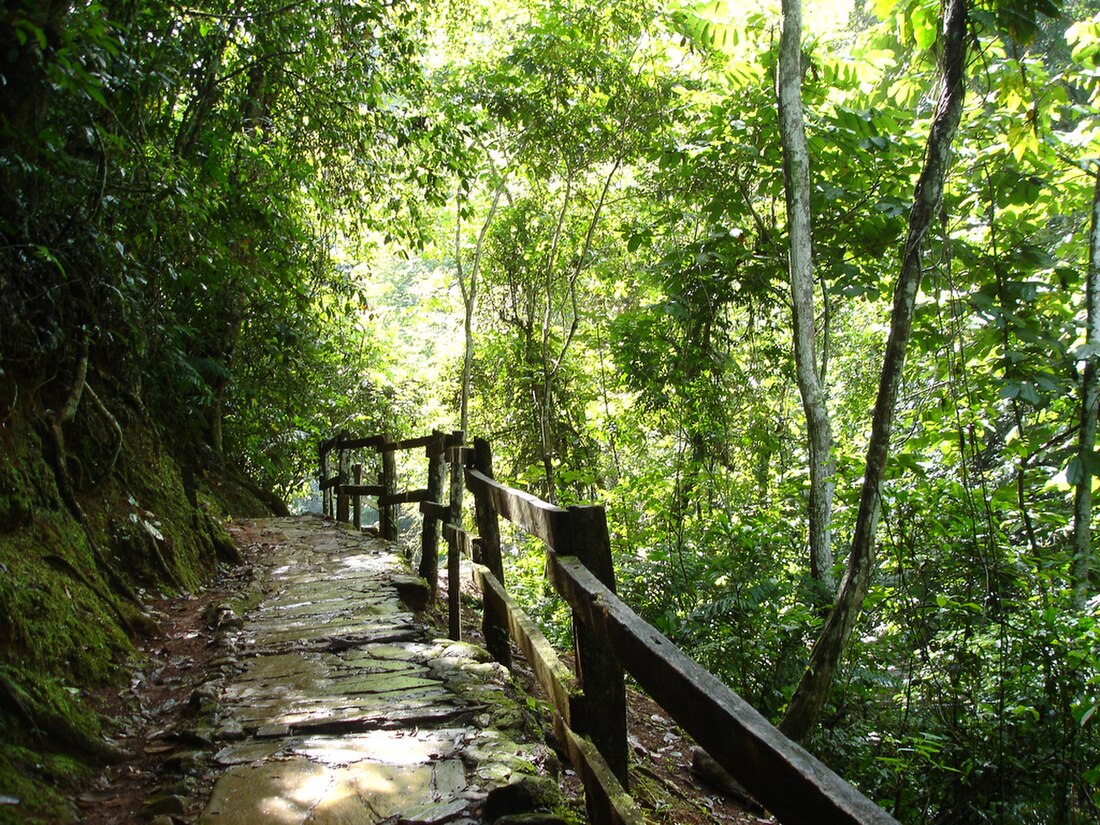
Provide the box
[2,0,1099,820]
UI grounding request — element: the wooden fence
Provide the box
[319,431,899,825]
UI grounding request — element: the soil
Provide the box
[74,525,776,824]
[75,558,255,824]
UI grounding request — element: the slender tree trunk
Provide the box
[457,178,508,432]
[780,0,969,741]
[1072,171,1100,599]
[777,0,836,595]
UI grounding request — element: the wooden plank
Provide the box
[380,434,435,452]
[557,719,645,825]
[379,489,431,506]
[464,467,571,550]
[340,484,385,497]
[340,434,386,450]
[546,555,899,825]
[568,505,627,786]
[470,562,581,728]
[418,501,450,520]
[443,524,476,560]
[419,431,447,601]
[472,438,509,667]
[447,526,461,642]
[446,445,473,464]
[320,476,341,492]
[380,449,398,541]
[336,448,350,523]
[352,464,362,529]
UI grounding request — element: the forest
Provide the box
[1,0,1098,820]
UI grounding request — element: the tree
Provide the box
[1072,170,1100,597]
[780,0,971,741]
[777,0,838,596]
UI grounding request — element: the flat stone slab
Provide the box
[198,516,560,824]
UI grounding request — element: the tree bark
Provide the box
[780,0,969,741]
[777,0,836,595]
[1072,170,1100,599]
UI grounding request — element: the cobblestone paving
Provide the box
[198,516,559,825]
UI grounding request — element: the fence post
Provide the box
[447,431,465,642]
[352,463,362,529]
[472,437,510,667]
[320,441,331,518]
[381,439,398,541]
[336,436,350,523]
[570,504,628,789]
[419,430,446,601]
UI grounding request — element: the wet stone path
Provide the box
[198,516,561,825]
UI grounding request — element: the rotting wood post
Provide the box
[352,463,363,529]
[569,504,628,789]
[336,438,350,523]
[419,430,446,602]
[381,438,398,541]
[472,437,510,667]
[447,431,465,641]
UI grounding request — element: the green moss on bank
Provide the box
[0,399,273,821]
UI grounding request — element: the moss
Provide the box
[0,519,131,685]
[0,398,270,820]
[0,746,80,824]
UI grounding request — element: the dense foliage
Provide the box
[3,0,1100,820]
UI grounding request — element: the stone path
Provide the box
[197,516,561,825]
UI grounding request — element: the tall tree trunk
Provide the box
[780,0,969,741]
[777,0,837,595]
[1072,170,1100,599]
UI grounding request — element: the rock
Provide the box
[393,574,431,611]
[483,776,562,821]
[161,750,204,774]
[141,792,187,818]
[398,797,469,823]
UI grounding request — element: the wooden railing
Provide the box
[318,429,461,598]
[319,431,899,825]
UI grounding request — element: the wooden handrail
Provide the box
[321,431,900,825]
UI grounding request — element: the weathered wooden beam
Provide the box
[446,527,462,642]
[446,445,473,464]
[339,484,385,497]
[380,447,398,541]
[568,505,627,787]
[336,448,350,523]
[446,430,465,643]
[470,562,581,728]
[464,468,571,551]
[339,434,386,450]
[379,489,431,506]
[419,431,447,601]
[556,719,645,825]
[352,463,363,529]
[471,438,509,667]
[320,476,342,492]
[380,434,435,452]
[547,556,899,825]
[320,442,332,517]
[418,501,450,521]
